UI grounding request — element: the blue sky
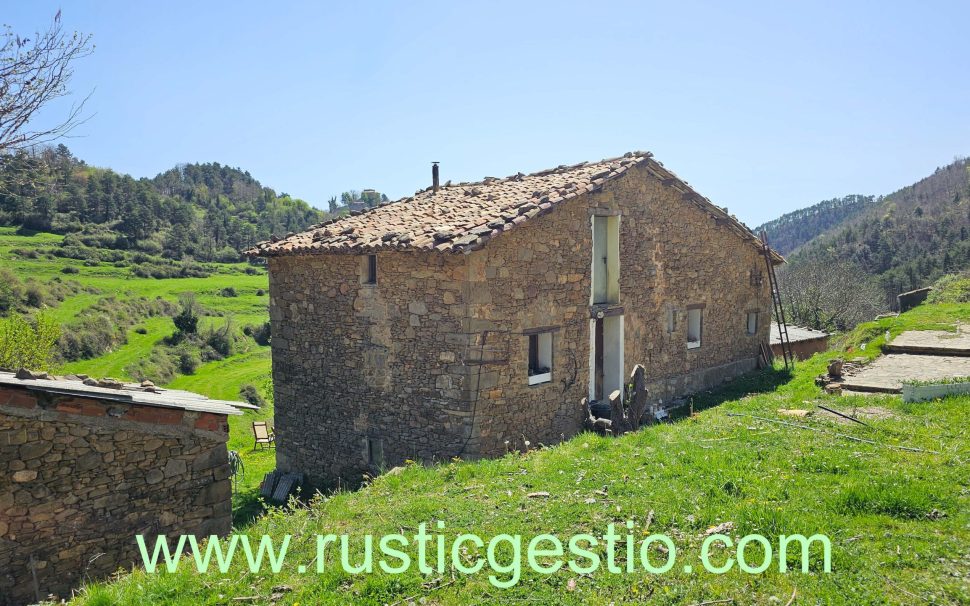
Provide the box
[7,1,970,225]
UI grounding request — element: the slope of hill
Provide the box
[790,157,970,295]
[0,225,275,517]
[70,297,970,604]
[0,145,325,262]
[754,194,876,255]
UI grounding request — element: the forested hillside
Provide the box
[789,157,970,296]
[754,194,876,255]
[0,145,325,262]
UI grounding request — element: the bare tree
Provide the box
[779,258,886,331]
[0,11,93,152]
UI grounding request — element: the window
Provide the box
[747,311,759,335]
[687,307,702,349]
[665,307,677,333]
[591,215,620,304]
[365,254,377,284]
[366,437,383,467]
[527,331,552,385]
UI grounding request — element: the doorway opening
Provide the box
[590,315,623,402]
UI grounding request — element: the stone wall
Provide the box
[773,336,830,361]
[269,251,475,487]
[268,164,772,486]
[898,287,932,313]
[0,388,232,606]
[458,163,771,454]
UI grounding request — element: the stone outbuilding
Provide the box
[0,371,252,606]
[249,151,783,487]
[771,323,830,361]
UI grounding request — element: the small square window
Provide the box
[528,332,552,385]
[687,307,702,349]
[747,311,759,335]
[365,254,377,284]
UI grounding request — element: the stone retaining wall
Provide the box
[0,387,232,606]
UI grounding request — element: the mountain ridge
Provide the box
[759,156,970,296]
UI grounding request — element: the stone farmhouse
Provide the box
[0,371,251,605]
[249,151,783,487]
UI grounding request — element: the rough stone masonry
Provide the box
[0,375,241,606]
[253,152,779,488]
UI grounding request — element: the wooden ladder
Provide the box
[761,230,794,370]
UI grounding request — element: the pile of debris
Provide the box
[813,358,866,394]
[582,364,653,436]
[8,367,160,392]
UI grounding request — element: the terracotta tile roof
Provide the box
[247,151,783,263]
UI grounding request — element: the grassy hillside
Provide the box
[69,301,969,605]
[0,226,276,519]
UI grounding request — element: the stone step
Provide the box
[884,344,970,357]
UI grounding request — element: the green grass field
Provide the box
[169,348,276,523]
[67,303,969,605]
[0,227,270,327]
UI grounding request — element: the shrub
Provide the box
[239,383,266,408]
[256,289,266,296]
[243,321,271,346]
[212,246,242,263]
[61,266,80,274]
[125,349,177,384]
[0,312,61,371]
[177,262,212,278]
[135,239,164,255]
[177,348,200,375]
[54,245,99,261]
[134,326,148,335]
[927,273,970,304]
[219,287,238,298]
[23,284,46,308]
[204,317,236,357]
[172,293,200,336]
[0,270,24,314]
[10,248,38,259]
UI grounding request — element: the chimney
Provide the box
[432,162,440,194]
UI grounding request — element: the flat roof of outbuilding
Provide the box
[0,371,255,416]
[771,322,830,344]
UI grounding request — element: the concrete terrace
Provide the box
[842,324,970,393]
